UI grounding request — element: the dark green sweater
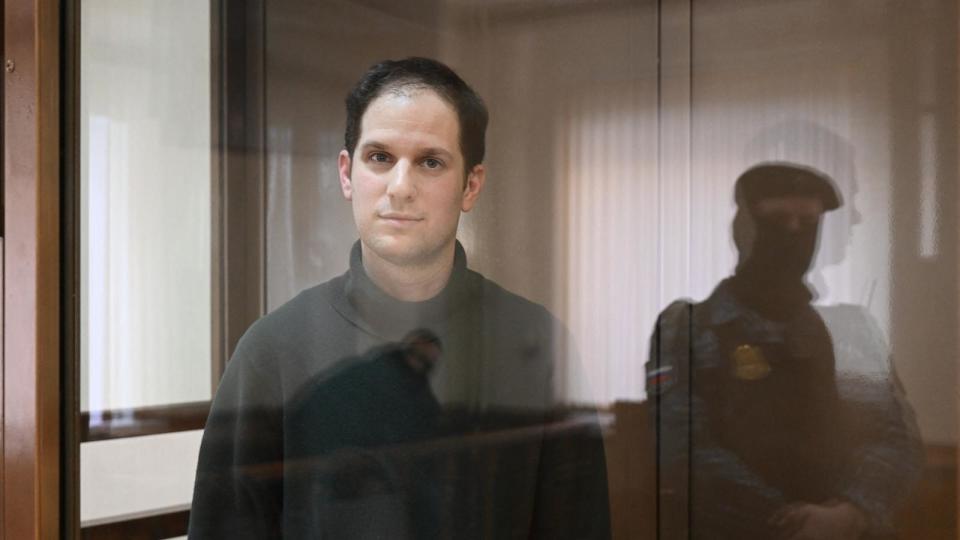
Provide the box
[188,242,610,539]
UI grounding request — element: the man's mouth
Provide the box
[378,212,423,225]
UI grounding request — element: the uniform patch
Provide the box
[731,344,771,381]
[646,366,676,395]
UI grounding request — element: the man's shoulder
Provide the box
[469,269,556,329]
[231,274,348,360]
[658,299,696,323]
[646,297,721,385]
[651,299,700,344]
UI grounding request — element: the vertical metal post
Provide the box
[656,0,692,537]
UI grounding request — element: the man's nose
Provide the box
[386,161,416,199]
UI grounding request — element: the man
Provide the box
[646,163,922,540]
[189,57,609,539]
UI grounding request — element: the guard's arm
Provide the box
[835,367,924,534]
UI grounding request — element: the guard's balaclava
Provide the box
[731,163,842,313]
[733,204,821,285]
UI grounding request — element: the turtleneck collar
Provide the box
[333,240,476,341]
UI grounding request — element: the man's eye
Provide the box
[422,158,443,169]
[369,152,391,163]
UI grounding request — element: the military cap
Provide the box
[734,162,842,211]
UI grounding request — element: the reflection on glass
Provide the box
[919,113,939,259]
[648,164,923,539]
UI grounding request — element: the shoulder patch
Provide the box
[646,365,676,395]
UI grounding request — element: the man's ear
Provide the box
[461,164,486,212]
[338,149,353,200]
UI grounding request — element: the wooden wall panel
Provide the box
[3,0,61,538]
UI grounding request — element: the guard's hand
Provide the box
[770,501,866,540]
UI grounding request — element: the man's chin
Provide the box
[362,236,445,267]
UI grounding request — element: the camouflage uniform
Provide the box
[646,279,922,540]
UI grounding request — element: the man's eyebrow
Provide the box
[358,141,455,160]
[359,141,388,151]
[421,147,454,159]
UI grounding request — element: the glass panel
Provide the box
[79,0,211,529]
[80,1,212,414]
[651,2,958,539]
[69,0,960,538]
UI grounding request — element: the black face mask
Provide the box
[741,215,820,283]
[732,211,822,316]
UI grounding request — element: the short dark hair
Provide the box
[344,57,489,174]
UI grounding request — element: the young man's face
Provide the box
[338,89,484,268]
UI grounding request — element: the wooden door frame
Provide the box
[0,0,282,535]
[2,0,61,538]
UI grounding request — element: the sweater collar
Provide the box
[333,240,475,341]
